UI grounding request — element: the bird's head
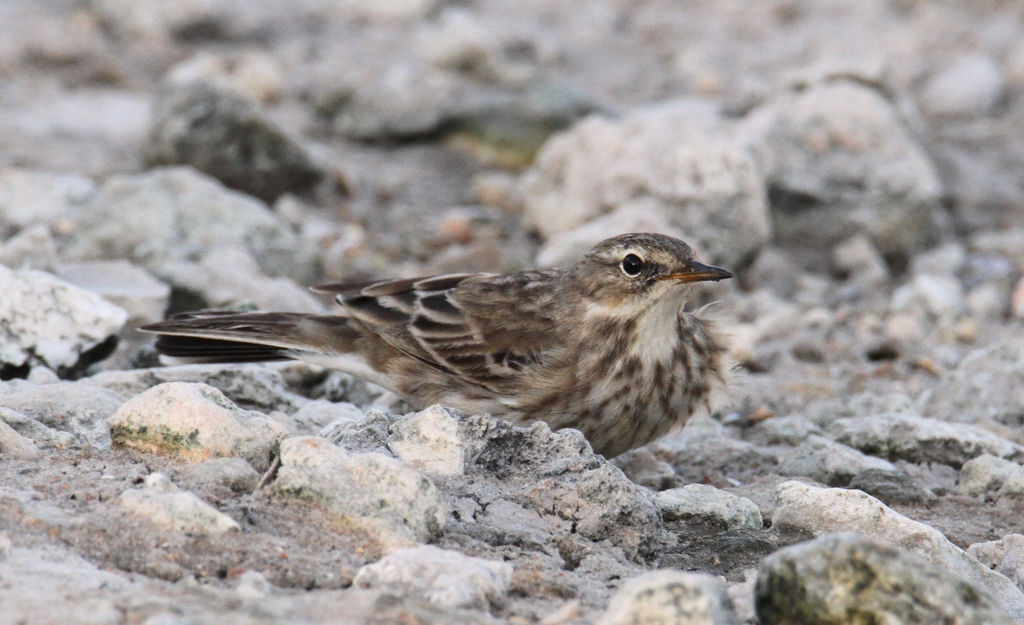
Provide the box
[568,233,733,311]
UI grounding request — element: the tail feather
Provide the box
[139,311,360,365]
[152,335,290,364]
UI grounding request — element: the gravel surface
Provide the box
[4,1,1024,623]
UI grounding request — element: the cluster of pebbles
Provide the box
[4,0,1024,623]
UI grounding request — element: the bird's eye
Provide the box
[620,253,644,276]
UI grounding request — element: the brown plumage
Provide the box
[141,233,734,457]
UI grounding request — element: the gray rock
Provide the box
[922,338,1024,427]
[60,167,316,283]
[118,473,240,535]
[954,452,1024,495]
[154,246,325,313]
[0,383,124,450]
[749,415,821,445]
[640,418,778,486]
[457,414,662,563]
[0,406,75,448]
[969,535,1024,593]
[108,382,288,471]
[771,481,1024,618]
[171,457,260,495]
[353,545,511,610]
[756,534,1016,625]
[83,364,307,413]
[599,570,737,625]
[0,419,40,458]
[388,405,466,477]
[447,83,603,163]
[830,412,1024,468]
[0,265,127,375]
[319,61,459,141]
[522,100,771,268]
[847,469,935,506]
[289,400,363,435]
[273,436,448,550]
[147,79,323,203]
[472,498,552,550]
[91,0,267,43]
[656,484,762,530]
[744,81,942,264]
[317,370,391,407]
[320,408,396,454]
[747,247,802,298]
[800,391,917,428]
[921,55,1004,118]
[57,260,170,325]
[778,435,895,486]
[0,168,95,230]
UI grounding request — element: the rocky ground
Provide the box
[3,0,1024,623]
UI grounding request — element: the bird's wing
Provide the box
[324,270,566,387]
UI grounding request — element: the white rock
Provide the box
[332,0,439,21]
[958,454,1024,497]
[523,100,770,268]
[0,383,124,450]
[830,412,1023,468]
[969,535,1024,593]
[535,200,688,268]
[0,265,127,372]
[155,246,324,313]
[0,224,58,271]
[166,51,284,104]
[911,242,967,277]
[967,282,1008,320]
[598,570,736,625]
[832,234,888,285]
[921,55,1004,118]
[891,274,965,318]
[26,366,60,385]
[274,436,447,550]
[971,228,1024,265]
[58,260,170,325]
[354,545,511,610]
[388,405,466,477]
[235,570,273,600]
[772,481,1024,619]
[0,168,95,229]
[107,382,288,471]
[779,435,895,485]
[656,484,762,530]
[118,473,239,535]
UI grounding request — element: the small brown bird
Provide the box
[141,233,734,458]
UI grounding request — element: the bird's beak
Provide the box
[661,260,733,283]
